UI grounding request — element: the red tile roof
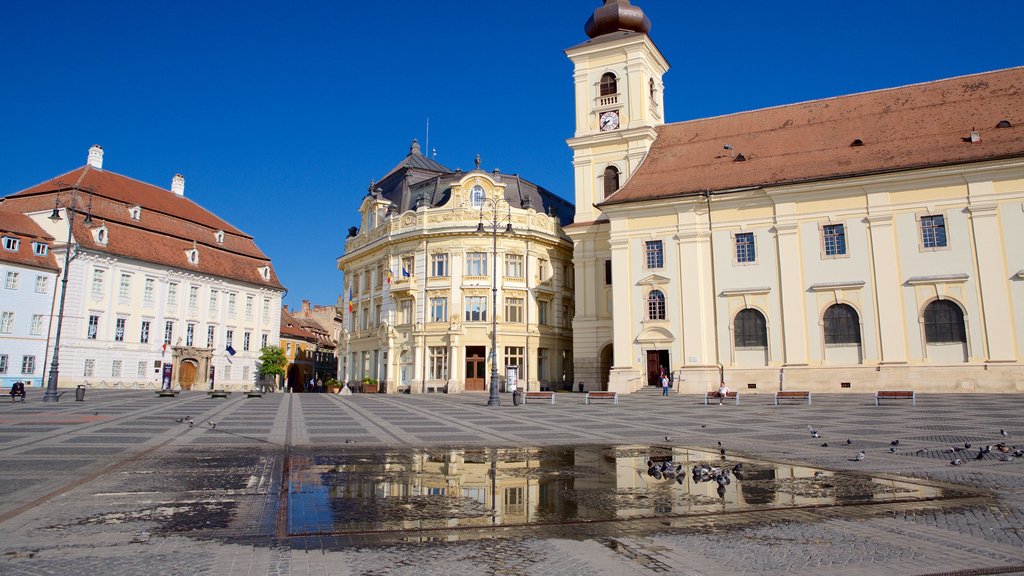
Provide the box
[0,212,60,272]
[1,165,283,289]
[602,67,1024,206]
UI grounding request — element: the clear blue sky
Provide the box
[2,1,1021,310]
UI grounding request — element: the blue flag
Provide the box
[402,266,410,277]
[226,345,236,356]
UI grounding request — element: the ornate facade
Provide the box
[338,143,575,394]
[567,1,1024,394]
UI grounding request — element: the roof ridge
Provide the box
[665,66,1024,129]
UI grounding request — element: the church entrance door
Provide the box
[180,360,198,390]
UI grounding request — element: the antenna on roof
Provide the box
[425,117,430,159]
[723,144,735,159]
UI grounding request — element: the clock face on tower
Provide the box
[599,110,620,131]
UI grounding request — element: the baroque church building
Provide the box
[568,0,1024,394]
[338,142,575,394]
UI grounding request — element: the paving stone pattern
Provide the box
[0,388,1023,575]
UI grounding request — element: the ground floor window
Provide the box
[428,346,448,380]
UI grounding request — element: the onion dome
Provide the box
[584,0,651,38]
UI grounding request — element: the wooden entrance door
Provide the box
[465,346,486,391]
[180,360,197,390]
[646,351,661,387]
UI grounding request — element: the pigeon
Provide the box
[808,425,820,438]
[189,421,194,427]
[914,449,927,456]
[889,446,898,453]
[1012,449,1024,458]
[851,451,865,462]
[965,442,972,449]
[731,463,743,473]
[720,448,727,458]
[951,458,964,466]
[821,442,829,448]
[93,412,98,416]
[700,424,707,428]
[846,439,853,445]
[717,440,723,447]
[665,436,672,443]
[208,421,216,429]
[345,439,356,444]
[175,418,184,423]
[890,440,900,447]
[1001,429,1010,438]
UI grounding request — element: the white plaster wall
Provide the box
[1001,201,1024,360]
[0,262,57,387]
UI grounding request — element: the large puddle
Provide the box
[287,445,968,537]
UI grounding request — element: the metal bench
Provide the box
[155,390,179,398]
[524,391,555,405]
[704,391,739,405]
[208,390,231,399]
[585,391,618,405]
[875,390,916,406]
[774,390,811,405]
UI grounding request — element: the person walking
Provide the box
[661,372,670,396]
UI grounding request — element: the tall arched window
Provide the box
[734,309,767,348]
[647,290,665,320]
[603,166,620,198]
[924,300,966,343]
[823,304,861,345]
[600,73,617,96]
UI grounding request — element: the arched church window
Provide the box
[734,308,767,348]
[600,73,617,96]
[823,304,860,345]
[924,300,966,343]
[647,290,665,321]
[603,166,620,198]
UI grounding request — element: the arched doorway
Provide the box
[288,364,303,392]
[599,344,613,391]
[179,359,198,390]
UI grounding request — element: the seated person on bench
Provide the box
[712,383,730,398]
[10,380,26,402]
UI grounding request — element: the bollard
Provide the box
[75,385,86,401]
[578,381,584,393]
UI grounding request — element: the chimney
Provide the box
[87,144,104,169]
[301,299,311,314]
[171,174,185,196]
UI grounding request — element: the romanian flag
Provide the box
[386,269,392,284]
[347,288,354,313]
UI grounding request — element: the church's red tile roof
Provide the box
[0,212,59,272]
[602,67,1024,206]
[1,165,283,289]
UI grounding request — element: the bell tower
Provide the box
[565,0,669,224]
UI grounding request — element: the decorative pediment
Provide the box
[905,273,968,286]
[636,326,674,344]
[636,274,671,286]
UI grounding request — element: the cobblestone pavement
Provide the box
[1,388,1023,575]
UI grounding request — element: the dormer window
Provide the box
[214,230,224,244]
[129,206,142,220]
[470,185,486,208]
[600,73,617,96]
[258,266,271,280]
[186,248,199,265]
[92,226,109,245]
[32,242,48,256]
[2,236,19,252]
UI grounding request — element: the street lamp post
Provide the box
[477,197,512,407]
[43,186,93,402]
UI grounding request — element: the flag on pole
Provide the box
[386,269,392,284]
[347,288,354,313]
[402,266,410,278]
[226,345,236,356]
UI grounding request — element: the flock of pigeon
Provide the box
[173,415,216,429]
[806,424,1020,466]
[645,452,744,498]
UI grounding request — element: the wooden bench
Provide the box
[246,391,263,398]
[155,390,179,397]
[524,391,555,405]
[208,390,231,399]
[585,391,618,405]
[774,390,811,405]
[875,390,915,406]
[704,391,739,405]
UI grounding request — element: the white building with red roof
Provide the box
[0,213,60,389]
[566,0,1024,394]
[0,145,285,391]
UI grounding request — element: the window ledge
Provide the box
[808,281,865,291]
[905,273,969,286]
[719,286,771,297]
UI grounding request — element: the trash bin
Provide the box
[75,385,86,402]
[578,382,584,393]
[513,390,524,406]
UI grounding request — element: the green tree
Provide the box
[257,346,287,380]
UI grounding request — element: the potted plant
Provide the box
[362,377,379,394]
[325,378,341,393]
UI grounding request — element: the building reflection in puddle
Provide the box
[287,446,948,536]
